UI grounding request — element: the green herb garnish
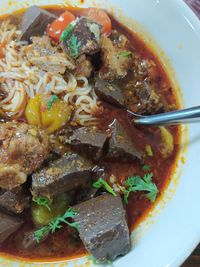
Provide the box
[33,196,52,211]
[34,208,79,243]
[47,95,58,110]
[88,255,113,265]
[69,34,81,58]
[124,173,158,204]
[60,23,75,42]
[119,51,132,58]
[142,164,150,172]
[145,145,153,157]
[93,178,117,197]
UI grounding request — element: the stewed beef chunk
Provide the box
[69,127,108,160]
[0,187,30,214]
[0,210,23,245]
[73,194,130,261]
[62,17,101,58]
[99,35,132,81]
[32,152,94,198]
[94,77,125,107]
[0,122,50,190]
[107,119,142,162]
[20,6,57,41]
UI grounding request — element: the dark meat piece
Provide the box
[0,187,30,214]
[74,54,93,78]
[99,34,132,80]
[32,152,94,198]
[133,82,165,115]
[62,17,101,58]
[69,127,108,160]
[73,194,130,261]
[94,77,125,107]
[107,119,142,162]
[0,122,50,190]
[20,6,57,41]
[24,36,75,74]
[0,209,23,245]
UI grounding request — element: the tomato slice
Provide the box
[76,8,112,36]
[47,10,75,42]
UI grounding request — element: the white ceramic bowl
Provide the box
[0,0,200,266]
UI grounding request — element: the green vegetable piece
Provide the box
[93,178,117,197]
[34,225,50,243]
[33,196,52,211]
[60,23,75,42]
[124,173,158,204]
[146,145,153,157]
[142,164,150,172]
[32,193,69,226]
[47,95,59,110]
[34,207,79,243]
[88,255,113,265]
[69,34,81,59]
[119,51,132,58]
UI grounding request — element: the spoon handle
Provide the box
[132,106,200,126]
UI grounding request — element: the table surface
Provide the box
[181,1,200,266]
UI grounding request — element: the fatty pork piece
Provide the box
[0,122,50,190]
[20,6,57,41]
[107,119,142,162]
[73,194,130,261]
[32,152,94,198]
[99,34,132,81]
[61,17,101,58]
[0,209,23,245]
[68,127,108,160]
[24,36,75,74]
[0,187,30,214]
[94,77,125,107]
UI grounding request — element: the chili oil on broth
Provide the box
[0,6,181,262]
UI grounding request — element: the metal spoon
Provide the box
[127,106,200,126]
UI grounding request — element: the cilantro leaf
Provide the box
[47,95,58,110]
[69,34,81,59]
[119,51,132,58]
[34,225,50,243]
[124,173,158,204]
[33,196,52,211]
[34,208,79,243]
[93,178,117,197]
[142,164,150,172]
[60,23,75,42]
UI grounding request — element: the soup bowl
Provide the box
[0,0,200,266]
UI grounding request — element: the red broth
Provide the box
[0,6,181,261]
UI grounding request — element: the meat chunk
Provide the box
[73,194,130,261]
[32,152,94,198]
[0,187,30,214]
[69,127,108,160]
[133,82,165,115]
[0,122,50,190]
[94,77,125,107]
[74,55,93,78]
[0,210,23,245]
[20,6,57,41]
[107,119,142,162]
[24,36,75,74]
[62,17,101,58]
[99,35,132,81]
